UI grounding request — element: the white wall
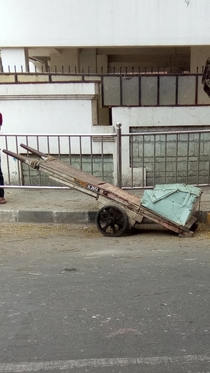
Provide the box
[0,82,98,136]
[1,48,28,72]
[0,81,117,185]
[0,0,210,47]
[112,106,210,130]
[0,82,105,183]
[1,100,92,134]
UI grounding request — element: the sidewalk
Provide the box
[0,187,210,224]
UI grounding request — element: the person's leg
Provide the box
[0,165,6,202]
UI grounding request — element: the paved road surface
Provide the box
[0,223,210,372]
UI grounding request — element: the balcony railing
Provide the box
[0,66,209,107]
[102,73,209,107]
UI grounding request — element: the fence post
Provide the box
[116,122,122,188]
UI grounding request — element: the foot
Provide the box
[0,197,6,204]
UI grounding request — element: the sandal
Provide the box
[0,197,6,204]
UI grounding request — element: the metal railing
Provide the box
[1,127,210,190]
[0,69,209,107]
[1,65,196,74]
[102,73,209,107]
[124,128,210,189]
[0,133,117,188]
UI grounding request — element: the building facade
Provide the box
[0,0,210,186]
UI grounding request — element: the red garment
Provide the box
[0,113,2,126]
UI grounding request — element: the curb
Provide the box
[0,209,208,225]
[0,210,98,224]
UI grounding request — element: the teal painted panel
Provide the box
[141,184,202,226]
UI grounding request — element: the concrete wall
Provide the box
[0,82,98,134]
[1,83,210,187]
[112,107,210,129]
[1,48,29,72]
[0,82,116,184]
[0,0,210,47]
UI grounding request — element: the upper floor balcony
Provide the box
[0,65,209,108]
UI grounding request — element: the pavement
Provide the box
[0,186,210,225]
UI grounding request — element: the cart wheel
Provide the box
[96,205,128,237]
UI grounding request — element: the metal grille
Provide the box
[1,128,210,190]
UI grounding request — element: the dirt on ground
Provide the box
[0,222,210,241]
[0,223,101,240]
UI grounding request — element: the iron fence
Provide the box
[0,69,209,107]
[0,133,116,188]
[1,65,198,75]
[123,128,210,189]
[1,127,210,190]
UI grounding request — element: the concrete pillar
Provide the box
[50,49,79,73]
[1,48,29,72]
[190,46,210,73]
[79,48,96,73]
[96,54,109,125]
[96,54,108,74]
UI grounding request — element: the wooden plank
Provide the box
[40,158,105,186]
[100,183,141,208]
[184,216,197,229]
[39,158,141,210]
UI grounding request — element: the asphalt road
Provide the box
[0,223,210,373]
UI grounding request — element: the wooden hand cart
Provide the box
[3,144,200,237]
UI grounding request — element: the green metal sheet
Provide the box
[141,184,202,226]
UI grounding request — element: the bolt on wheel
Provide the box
[96,205,128,237]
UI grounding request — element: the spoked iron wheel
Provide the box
[96,205,128,237]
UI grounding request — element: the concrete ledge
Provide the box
[0,210,97,224]
[18,210,54,223]
[0,210,17,222]
[53,211,90,224]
